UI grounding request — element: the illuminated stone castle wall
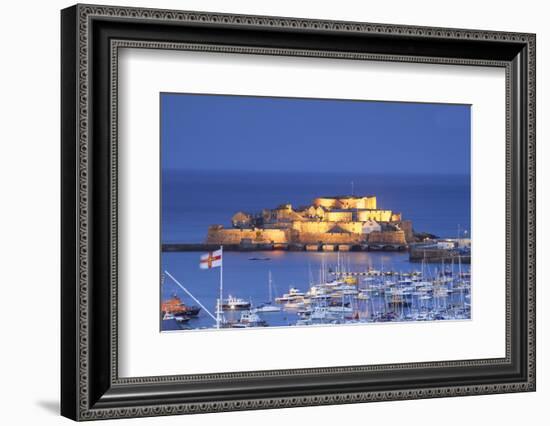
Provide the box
[298,232,365,245]
[314,196,377,210]
[293,221,364,234]
[206,195,413,246]
[356,209,396,223]
[368,230,407,245]
[206,226,289,245]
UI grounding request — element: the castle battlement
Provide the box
[313,195,377,210]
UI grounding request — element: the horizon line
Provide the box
[162,168,471,177]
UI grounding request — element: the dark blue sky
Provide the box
[161,93,470,175]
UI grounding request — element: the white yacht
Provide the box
[275,287,305,303]
[232,311,267,328]
[219,295,251,310]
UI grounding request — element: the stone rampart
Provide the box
[296,232,365,244]
[367,230,407,245]
[206,226,288,244]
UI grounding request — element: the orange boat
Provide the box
[161,294,200,318]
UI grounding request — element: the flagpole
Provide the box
[218,245,224,329]
[164,270,217,322]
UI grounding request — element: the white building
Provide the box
[362,219,381,234]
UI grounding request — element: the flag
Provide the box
[200,249,222,269]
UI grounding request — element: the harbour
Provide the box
[161,250,471,331]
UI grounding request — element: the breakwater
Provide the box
[162,241,470,261]
[162,242,408,252]
[409,246,471,264]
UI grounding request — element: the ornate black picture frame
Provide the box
[61,4,536,421]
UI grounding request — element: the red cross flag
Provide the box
[199,249,223,269]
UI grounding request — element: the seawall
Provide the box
[409,246,471,264]
[162,242,408,252]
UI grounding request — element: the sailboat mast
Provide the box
[268,270,272,303]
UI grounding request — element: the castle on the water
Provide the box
[206,195,413,251]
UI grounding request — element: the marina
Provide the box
[161,250,470,331]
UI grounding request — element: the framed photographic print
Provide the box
[159,94,473,332]
[61,4,536,421]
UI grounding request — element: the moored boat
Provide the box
[275,287,305,303]
[161,294,201,318]
[231,311,267,328]
[253,271,281,313]
[220,295,251,310]
[253,304,281,313]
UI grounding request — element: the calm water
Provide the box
[162,170,470,243]
[161,170,471,331]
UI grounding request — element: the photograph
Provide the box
[160,93,472,331]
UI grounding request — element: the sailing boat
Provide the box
[253,271,281,313]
